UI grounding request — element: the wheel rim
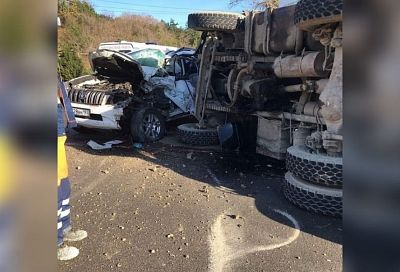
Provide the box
[142,113,161,140]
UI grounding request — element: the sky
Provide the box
[89,0,296,28]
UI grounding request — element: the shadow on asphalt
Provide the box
[66,126,342,245]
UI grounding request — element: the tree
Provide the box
[166,19,179,30]
[58,44,85,81]
[229,0,279,10]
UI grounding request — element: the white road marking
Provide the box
[244,210,300,253]
[209,214,228,272]
[208,209,301,272]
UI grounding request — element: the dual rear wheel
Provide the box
[283,146,343,217]
[283,0,343,217]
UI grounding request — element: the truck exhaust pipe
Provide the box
[273,51,329,78]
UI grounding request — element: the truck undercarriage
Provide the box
[178,0,343,217]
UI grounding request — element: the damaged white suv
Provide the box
[66,48,197,142]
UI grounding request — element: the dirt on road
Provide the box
[58,130,342,272]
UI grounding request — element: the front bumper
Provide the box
[71,103,124,130]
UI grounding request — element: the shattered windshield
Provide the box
[127,49,166,68]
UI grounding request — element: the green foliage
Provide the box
[162,19,201,48]
[58,44,85,81]
[184,29,201,48]
[58,0,96,17]
[75,0,97,16]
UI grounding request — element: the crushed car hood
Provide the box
[89,49,144,84]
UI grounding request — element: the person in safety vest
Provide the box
[57,76,87,261]
[0,133,16,271]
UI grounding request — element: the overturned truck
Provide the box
[178,0,343,216]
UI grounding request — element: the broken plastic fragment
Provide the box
[132,143,144,149]
[87,140,123,150]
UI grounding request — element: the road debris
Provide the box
[133,143,144,149]
[228,214,243,220]
[199,186,209,193]
[87,140,123,150]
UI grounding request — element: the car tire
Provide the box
[286,145,342,188]
[283,172,342,217]
[294,0,343,30]
[130,108,166,143]
[177,123,219,146]
[188,12,245,32]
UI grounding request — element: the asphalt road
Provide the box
[58,129,342,272]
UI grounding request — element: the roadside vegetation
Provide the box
[57,0,201,80]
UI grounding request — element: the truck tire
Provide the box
[130,107,166,143]
[283,172,342,217]
[188,12,245,32]
[294,0,343,30]
[177,123,219,146]
[286,146,342,188]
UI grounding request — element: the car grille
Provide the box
[68,89,107,105]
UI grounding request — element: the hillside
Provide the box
[57,0,200,80]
